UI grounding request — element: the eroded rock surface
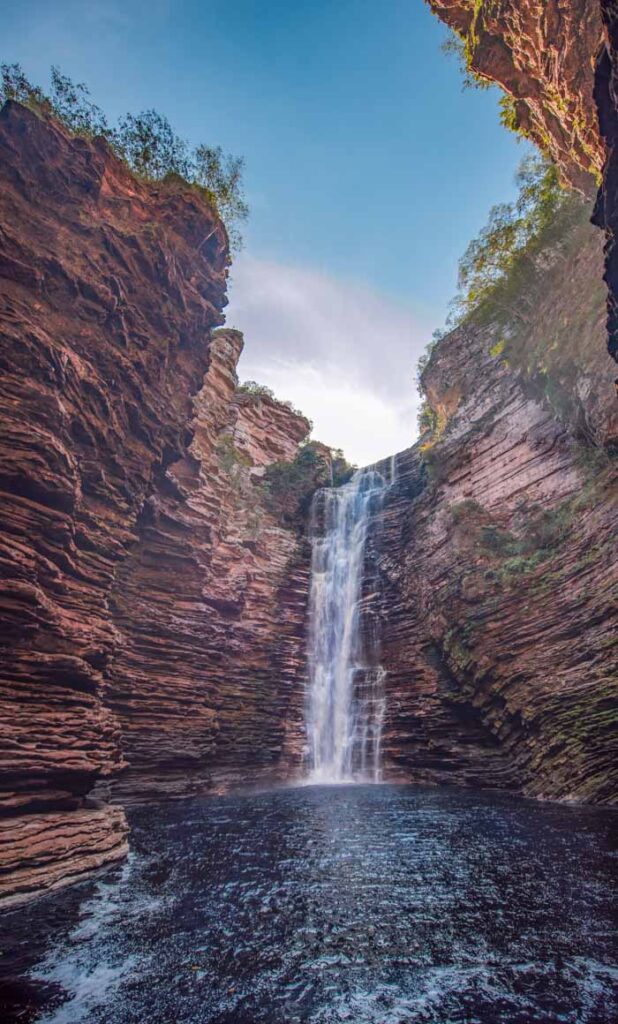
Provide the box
[428,0,604,192]
[0,103,310,904]
[106,331,312,801]
[373,216,618,802]
[593,1,618,363]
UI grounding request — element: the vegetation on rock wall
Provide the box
[440,26,530,140]
[263,443,354,527]
[453,156,583,326]
[237,380,313,429]
[0,63,248,249]
[416,153,591,436]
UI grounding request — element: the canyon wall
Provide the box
[594,1,618,362]
[0,103,310,905]
[106,335,311,803]
[427,0,618,368]
[374,211,617,803]
[427,0,604,192]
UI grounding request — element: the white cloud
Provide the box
[226,255,432,465]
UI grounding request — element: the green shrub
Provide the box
[114,108,192,180]
[263,443,354,526]
[216,435,251,478]
[430,154,587,340]
[489,338,506,358]
[501,552,545,576]
[0,63,248,249]
[478,524,516,554]
[451,499,483,524]
[440,28,491,92]
[471,499,577,585]
[237,380,276,400]
[237,381,313,432]
[417,400,438,435]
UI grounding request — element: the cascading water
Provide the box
[305,465,391,783]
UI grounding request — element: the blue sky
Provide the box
[3,0,529,462]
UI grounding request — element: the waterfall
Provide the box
[305,465,391,784]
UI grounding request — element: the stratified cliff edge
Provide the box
[594,0,618,362]
[427,0,604,192]
[106,331,311,803]
[374,212,617,803]
[0,103,310,905]
[427,0,618,366]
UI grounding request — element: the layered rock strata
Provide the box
[0,103,311,904]
[106,332,312,801]
[594,1,618,362]
[427,0,604,192]
[373,215,618,802]
[426,0,618,367]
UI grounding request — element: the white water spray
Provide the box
[305,463,392,783]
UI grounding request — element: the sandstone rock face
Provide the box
[0,808,129,908]
[372,217,618,803]
[426,0,618,366]
[0,103,310,904]
[106,331,312,801]
[428,0,604,192]
[593,1,618,362]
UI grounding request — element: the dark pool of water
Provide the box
[1,785,617,1023]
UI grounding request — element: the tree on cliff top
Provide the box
[415,152,589,433]
[0,63,248,251]
[418,153,587,351]
[451,154,587,327]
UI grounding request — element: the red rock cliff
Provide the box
[0,103,310,905]
[372,212,617,803]
[427,0,604,192]
[106,331,312,802]
[427,0,618,367]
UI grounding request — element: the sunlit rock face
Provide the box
[428,0,604,193]
[0,103,310,904]
[426,0,618,368]
[371,217,618,804]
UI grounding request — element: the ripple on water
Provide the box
[1,784,617,1024]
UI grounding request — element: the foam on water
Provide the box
[2,785,617,1024]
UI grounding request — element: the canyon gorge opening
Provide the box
[1,2,618,1022]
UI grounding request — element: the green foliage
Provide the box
[489,338,506,358]
[440,28,491,91]
[49,66,110,136]
[216,435,251,478]
[329,448,355,487]
[501,552,545,576]
[441,19,530,144]
[417,400,437,435]
[114,109,192,179]
[193,145,248,252]
[478,524,516,555]
[237,380,313,432]
[497,93,532,142]
[450,499,483,524]
[473,499,579,581]
[1,62,50,113]
[237,380,276,400]
[441,154,586,333]
[0,62,248,249]
[263,443,354,526]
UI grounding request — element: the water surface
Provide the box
[2,785,617,1023]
